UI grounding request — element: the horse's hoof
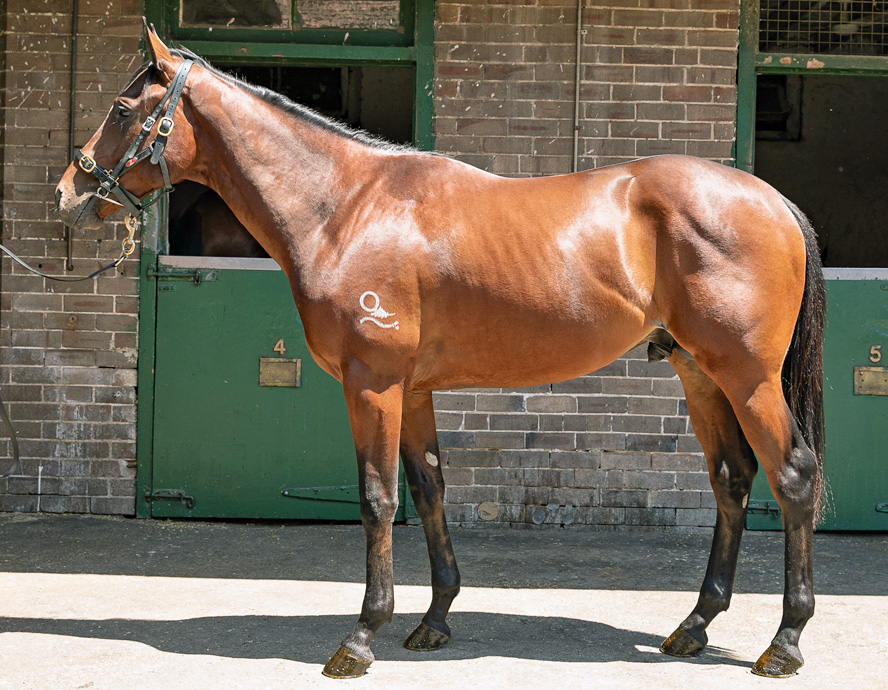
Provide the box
[751,644,803,678]
[322,645,373,679]
[404,621,451,651]
[659,626,707,657]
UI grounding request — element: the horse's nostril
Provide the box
[55,188,63,209]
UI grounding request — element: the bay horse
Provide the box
[55,23,825,679]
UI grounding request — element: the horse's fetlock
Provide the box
[784,591,815,623]
[438,580,460,602]
[699,582,731,614]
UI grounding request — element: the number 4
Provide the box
[273,338,286,356]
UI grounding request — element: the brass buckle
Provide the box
[78,155,97,173]
[157,117,175,137]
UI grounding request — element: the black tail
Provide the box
[781,197,826,522]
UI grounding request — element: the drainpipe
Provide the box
[65,0,79,271]
[572,0,584,173]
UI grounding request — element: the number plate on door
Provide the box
[854,366,888,396]
[259,357,302,387]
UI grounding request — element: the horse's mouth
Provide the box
[57,192,104,231]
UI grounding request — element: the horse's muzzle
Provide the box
[55,182,104,231]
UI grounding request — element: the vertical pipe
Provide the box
[572,0,584,173]
[65,0,79,270]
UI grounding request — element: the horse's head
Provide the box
[56,21,199,230]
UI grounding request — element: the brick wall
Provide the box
[432,0,740,527]
[1,0,741,526]
[0,0,142,514]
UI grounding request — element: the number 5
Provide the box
[870,345,883,363]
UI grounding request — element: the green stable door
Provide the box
[146,256,409,520]
[748,269,888,530]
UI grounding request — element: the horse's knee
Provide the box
[360,492,399,526]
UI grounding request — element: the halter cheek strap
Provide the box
[74,59,194,218]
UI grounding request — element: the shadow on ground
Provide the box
[0,611,750,668]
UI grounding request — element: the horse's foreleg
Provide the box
[322,367,405,679]
[399,390,461,652]
[661,355,758,658]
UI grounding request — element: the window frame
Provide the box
[149,0,416,48]
[736,0,888,172]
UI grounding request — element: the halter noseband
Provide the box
[74,59,194,218]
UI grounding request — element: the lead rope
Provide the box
[0,215,138,478]
[0,214,137,283]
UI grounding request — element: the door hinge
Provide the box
[746,499,781,517]
[876,503,888,514]
[146,488,195,510]
[282,485,360,504]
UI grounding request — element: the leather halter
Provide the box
[74,59,194,218]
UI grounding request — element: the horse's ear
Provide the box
[142,17,174,67]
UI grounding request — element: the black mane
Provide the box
[169,47,413,153]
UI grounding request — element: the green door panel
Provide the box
[748,269,888,530]
[150,256,406,520]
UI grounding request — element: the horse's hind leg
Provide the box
[721,376,817,677]
[399,390,461,651]
[322,365,404,679]
[661,354,758,658]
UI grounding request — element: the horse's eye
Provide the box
[116,105,133,118]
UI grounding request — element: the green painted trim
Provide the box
[143,0,167,37]
[412,0,435,151]
[180,41,414,65]
[756,53,888,76]
[735,0,758,173]
[135,201,164,518]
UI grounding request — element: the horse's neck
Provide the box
[187,79,355,271]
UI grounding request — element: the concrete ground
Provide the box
[0,514,885,690]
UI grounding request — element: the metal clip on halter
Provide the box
[122,215,138,256]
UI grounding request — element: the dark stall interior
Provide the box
[755,74,888,268]
[168,64,414,257]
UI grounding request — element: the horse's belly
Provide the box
[412,310,650,391]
